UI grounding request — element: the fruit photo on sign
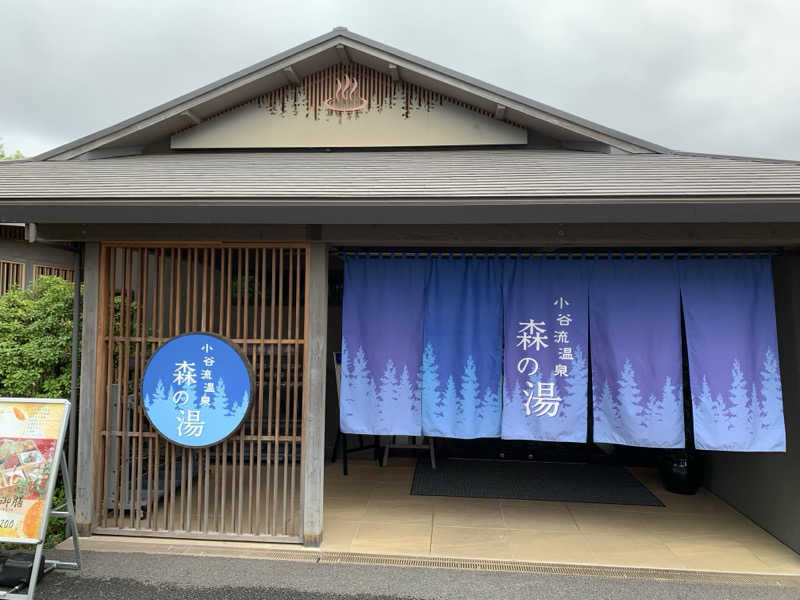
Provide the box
[22,500,44,540]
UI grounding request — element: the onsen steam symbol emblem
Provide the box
[323,74,367,112]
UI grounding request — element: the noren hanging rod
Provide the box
[335,250,776,260]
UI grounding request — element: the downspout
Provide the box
[69,246,82,479]
[26,222,82,480]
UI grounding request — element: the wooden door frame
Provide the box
[84,241,314,543]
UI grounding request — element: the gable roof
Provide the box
[3,149,800,226]
[34,28,669,161]
[6,149,800,199]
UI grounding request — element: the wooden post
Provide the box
[301,242,327,546]
[75,242,100,535]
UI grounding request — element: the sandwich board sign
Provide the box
[0,398,78,599]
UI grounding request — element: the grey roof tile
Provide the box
[1,150,800,201]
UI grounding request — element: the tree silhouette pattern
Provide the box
[562,346,588,421]
[148,379,166,408]
[460,357,479,420]
[341,340,783,447]
[141,335,250,445]
[593,357,684,448]
[342,337,503,437]
[693,348,784,450]
[341,337,426,434]
[340,338,354,418]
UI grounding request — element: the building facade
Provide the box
[1,29,800,554]
[1,224,77,295]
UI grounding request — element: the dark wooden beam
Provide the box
[335,44,351,65]
[283,66,302,86]
[320,223,800,248]
[36,223,310,242]
[35,222,800,248]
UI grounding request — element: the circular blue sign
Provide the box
[141,333,253,448]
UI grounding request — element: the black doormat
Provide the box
[411,459,664,506]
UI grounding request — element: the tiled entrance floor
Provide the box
[322,458,800,575]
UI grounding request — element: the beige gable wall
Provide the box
[172,99,526,149]
[172,62,528,150]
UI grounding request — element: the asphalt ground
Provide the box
[30,550,799,600]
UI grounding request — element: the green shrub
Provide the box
[0,276,75,398]
[0,138,24,161]
[0,276,75,549]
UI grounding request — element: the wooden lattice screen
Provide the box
[34,264,75,282]
[0,260,25,295]
[0,225,25,241]
[94,243,308,542]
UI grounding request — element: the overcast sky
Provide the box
[2,0,799,159]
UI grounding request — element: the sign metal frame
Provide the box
[0,397,80,600]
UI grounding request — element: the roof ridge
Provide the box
[31,28,669,161]
[9,147,800,164]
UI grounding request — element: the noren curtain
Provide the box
[340,256,427,435]
[501,258,589,442]
[680,258,786,451]
[589,259,685,448]
[421,258,503,438]
[339,253,785,452]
